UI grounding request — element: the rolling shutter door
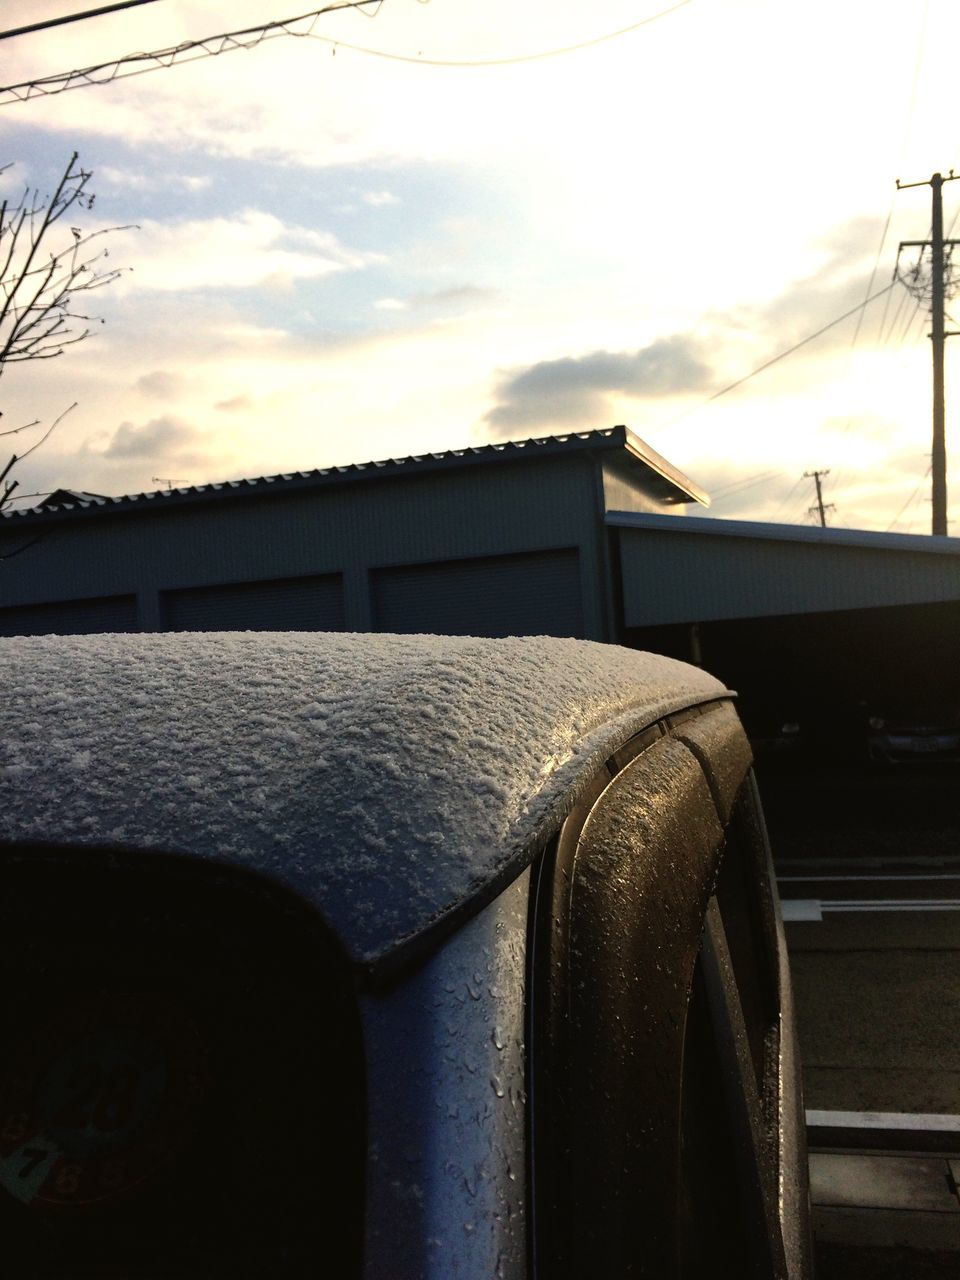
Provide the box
[0,594,137,636]
[372,548,583,638]
[162,574,345,632]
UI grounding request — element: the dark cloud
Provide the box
[215,394,252,412]
[484,335,713,436]
[101,416,203,461]
[9,416,216,504]
[411,285,499,310]
[135,369,186,399]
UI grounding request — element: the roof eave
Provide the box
[620,427,710,507]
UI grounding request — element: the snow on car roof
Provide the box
[0,632,728,968]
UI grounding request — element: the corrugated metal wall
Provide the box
[0,453,612,640]
[618,526,960,626]
[371,548,583,638]
[161,573,345,632]
[0,594,137,637]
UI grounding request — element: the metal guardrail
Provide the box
[807,1110,960,1154]
[784,898,960,919]
[807,1111,960,1252]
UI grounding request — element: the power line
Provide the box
[771,475,805,521]
[0,0,694,103]
[899,295,924,345]
[0,0,389,104]
[0,0,166,43]
[887,462,932,532]
[878,277,910,344]
[702,283,898,415]
[658,282,896,440]
[706,284,897,404]
[709,468,784,502]
[308,0,694,66]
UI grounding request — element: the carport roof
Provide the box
[609,511,960,627]
[608,511,960,555]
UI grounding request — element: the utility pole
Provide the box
[896,170,960,535]
[804,469,834,527]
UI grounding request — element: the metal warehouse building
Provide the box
[3,425,959,724]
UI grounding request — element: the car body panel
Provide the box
[0,632,727,970]
[0,633,812,1278]
[362,870,529,1280]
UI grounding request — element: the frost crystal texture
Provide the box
[0,632,727,965]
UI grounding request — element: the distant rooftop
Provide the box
[2,426,707,524]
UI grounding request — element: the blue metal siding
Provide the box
[372,549,584,638]
[0,454,609,637]
[0,594,137,636]
[161,573,345,632]
[617,525,960,625]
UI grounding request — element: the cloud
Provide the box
[100,166,211,193]
[215,394,252,412]
[136,369,186,398]
[99,416,204,461]
[484,335,713,436]
[123,210,381,293]
[363,190,400,206]
[373,285,500,319]
[411,285,499,310]
[722,215,890,357]
[9,412,226,502]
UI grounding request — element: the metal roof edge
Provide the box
[1,428,635,526]
[606,510,960,555]
[620,428,710,507]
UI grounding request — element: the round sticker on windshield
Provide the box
[0,993,206,1208]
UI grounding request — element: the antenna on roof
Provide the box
[151,476,187,491]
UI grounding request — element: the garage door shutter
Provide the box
[0,594,138,636]
[162,574,345,632]
[372,548,583,638]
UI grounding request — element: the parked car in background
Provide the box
[745,712,804,763]
[0,632,813,1279]
[867,707,960,765]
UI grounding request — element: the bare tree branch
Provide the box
[0,415,40,439]
[15,402,76,463]
[0,155,133,520]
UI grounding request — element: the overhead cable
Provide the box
[0,0,166,43]
[709,468,784,501]
[887,462,932,532]
[0,0,693,103]
[0,0,387,103]
[310,0,694,66]
[703,284,897,410]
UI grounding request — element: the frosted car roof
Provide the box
[0,632,729,967]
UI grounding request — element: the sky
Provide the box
[1,0,959,532]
